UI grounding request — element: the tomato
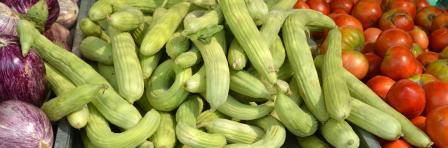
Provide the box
[387,0,417,18]
[409,26,429,50]
[408,73,439,87]
[429,28,448,52]
[330,13,364,31]
[426,59,448,82]
[417,51,439,66]
[307,0,331,15]
[386,79,426,119]
[426,105,448,147]
[364,52,383,79]
[330,0,354,13]
[380,46,419,80]
[415,60,423,75]
[411,116,426,131]
[379,9,414,31]
[415,6,443,31]
[351,0,383,28]
[364,27,382,44]
[416,0,429,11]
[375,28,414,57]
[342,50,369,79]
[440,46,448,59]
[367,75,396,99]
[341,26,365,51]
[382,139,412,148]
[411,43,424,57]
[431,13,448,32]
[294,1,310,9]
[423,81,448,115]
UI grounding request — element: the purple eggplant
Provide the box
[0,2,20,36]
[0,35,46,106]
[0,0,60,30]
[0,100,53,148]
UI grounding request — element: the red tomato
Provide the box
[423,81,448,114]
[415,60,423,75]
[307,0,331,15]
[426,105,448,147]
[364,27,382,44]
[380,46,419,80]
[367,75,396,99]
[409,26,429,50]
[362,43,376,53]
[294,1,310,9]
[386,79,426,119]
[415,6,443,31]
[417,51,439,66]
[382,139,412,148]
[375,28,414,57]
[429,28,448,52]
[342,50,369,79]
[379,9,414,31]
[408,73,439,86]
[351,0,383,28]
[431,13,448,32]
[416,0,429,11]
[411,116,426,131]
[330,0,354,13]
[330,13,364,31]
[364,52,383,79]
[388,0,417,18]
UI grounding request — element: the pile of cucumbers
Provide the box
[17,0,433,147]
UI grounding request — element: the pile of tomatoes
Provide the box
[294,0,448,147]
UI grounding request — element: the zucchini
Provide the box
[19,20,142,129]
[321,119,360,148]
[191,35,229,109]
[227,40,247,70]
[230,70,271,100]
[348,99,402,140]
[282,12,328,122]
[166,32,191,59]
[205,118,265,144]
[152,112,176,148]
[41,84,107,121]
[220,0,277,84]
[175,47,202,69]
[140,52,162,80]
[86,105,160,148]
[175,96,227,148]
[245,0,269,25]
[274,93,318,137]
[109,8,144,32]
[88,0,113,21]
[111,33,145,103]
[217,95,274,120]
[79,36,113,65]
[80,18,110,42]
[97,64,118,91]
[45,63,89,129]
[140,2,191,56]
[146,60,191,111]
[184,66,205,93]
[322,28,351,120]
[297,135,330,148]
